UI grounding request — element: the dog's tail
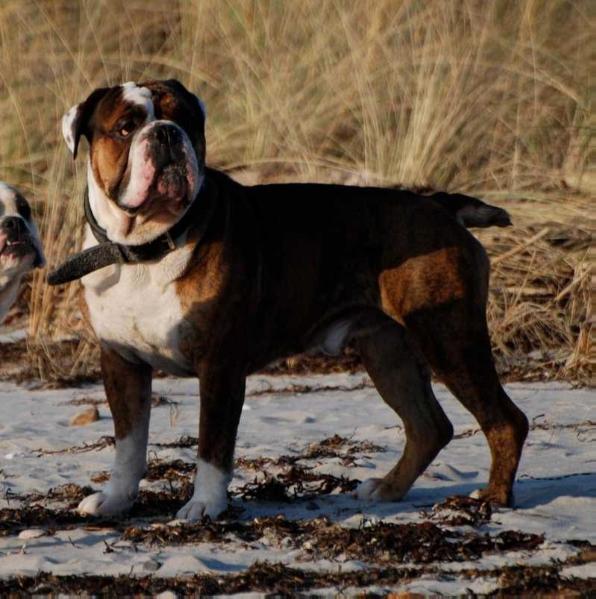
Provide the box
[430,192,512,228]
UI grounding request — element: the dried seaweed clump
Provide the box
[301,519,544,564]
[234,464,358,502]
[431,495,493,527]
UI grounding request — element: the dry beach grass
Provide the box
[0,0,592,382]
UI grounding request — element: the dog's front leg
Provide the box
[177,360,246,521]
[78,345,152,516]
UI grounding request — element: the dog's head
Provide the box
[0,183,44,275]
[62,79,206,245]
[0,183,44,321]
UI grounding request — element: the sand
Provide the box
[0,373,594,594]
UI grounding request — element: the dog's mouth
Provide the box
[155,164,189,203]
[0,236,41,266]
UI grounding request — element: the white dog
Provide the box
[0,183,44,323]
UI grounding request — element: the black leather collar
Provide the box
[48,178,213,286]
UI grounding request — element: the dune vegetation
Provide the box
[0,0,591,382]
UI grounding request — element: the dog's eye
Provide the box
[115,120,136,139]
[15,194,31,222]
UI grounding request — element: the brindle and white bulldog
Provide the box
[56,79,528,521]
[0,183,44,323]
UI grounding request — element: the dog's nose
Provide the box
[151,125,182,146]
[148,124,184,169]
[1,216,27,240]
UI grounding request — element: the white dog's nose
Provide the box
[1,216,27,240]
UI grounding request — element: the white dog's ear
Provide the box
[61,87,110,159]
[61,105,81,156]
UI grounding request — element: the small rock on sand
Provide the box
[18,528,46,540]
[69,406,100,426]
[142,559,161,572]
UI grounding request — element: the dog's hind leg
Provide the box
[355,322,453,502]
[406,302,529,507]
[78,346,152,516]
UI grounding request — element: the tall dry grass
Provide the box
[0,0,592,381]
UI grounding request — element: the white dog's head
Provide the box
[61,79,206,246]
[0,183,44,323]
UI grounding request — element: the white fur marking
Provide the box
[107,424,149,497]
[0,276,21,324]
[82,224,194,375]
[176,459,230,520]
[122,82,155,119]
[87,161,133,243]
[119,136,155,209]
[61,105,79,154]
[0,182,13,198]
[356,477,383,500]
[78,414,149,516]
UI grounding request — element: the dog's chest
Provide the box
[81,232,194,375]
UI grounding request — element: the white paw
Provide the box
[176,496,227,521]
[78,491,134,516]
[469,489,481,499]
[177,459,230,521]
[355,477,383,501]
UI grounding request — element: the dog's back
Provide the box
[225,175,507,367]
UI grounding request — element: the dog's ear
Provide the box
[61,87,110,159]
[162,79,206,123]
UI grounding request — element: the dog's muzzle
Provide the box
[117,122,193,215]
[148,124,189,201]
[0,216,44,267]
